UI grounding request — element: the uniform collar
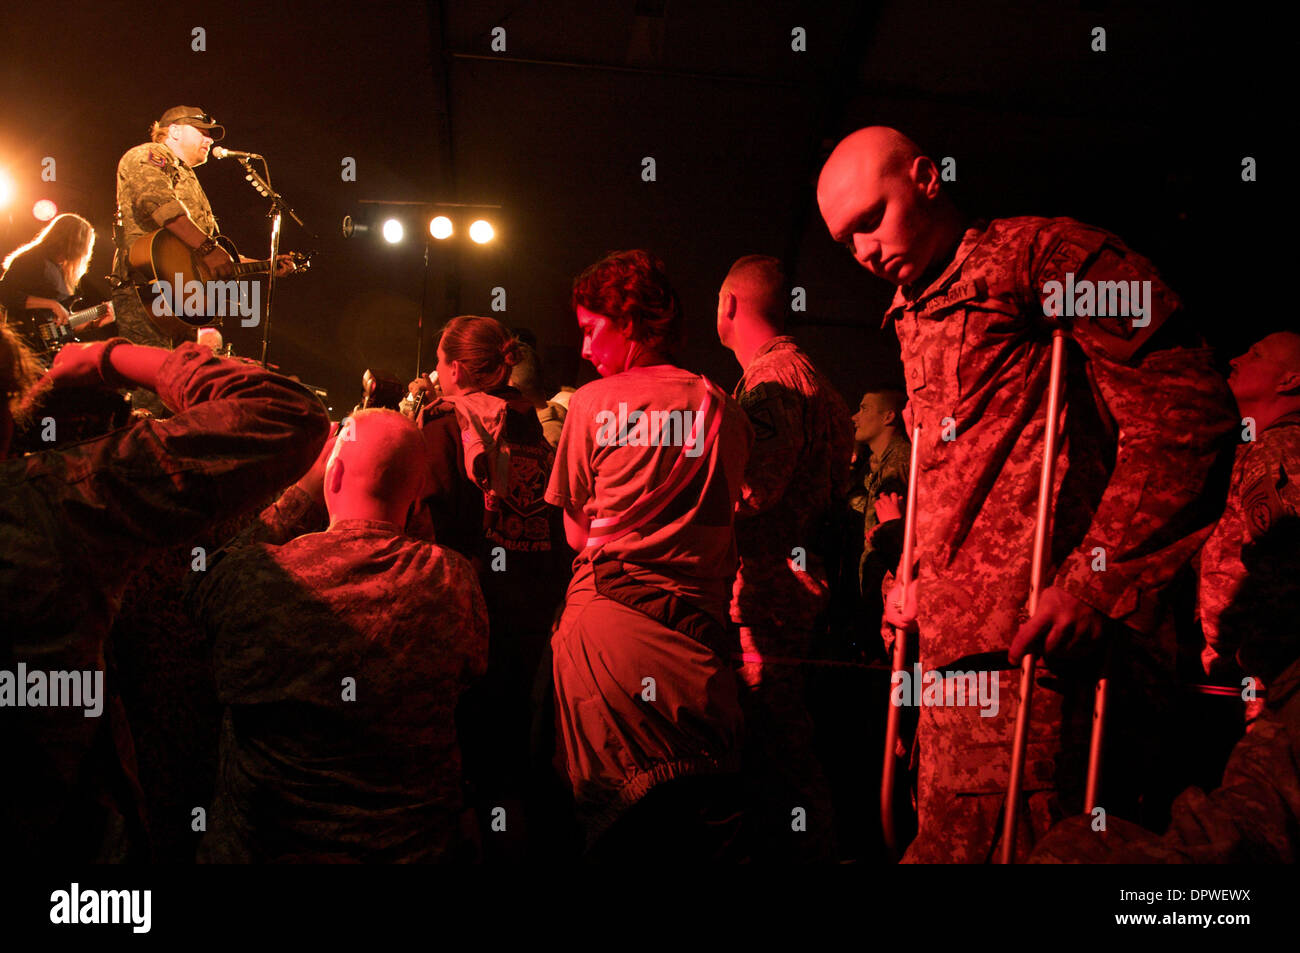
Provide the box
[326,518,403,535]
[751,335,796,361]
[737,335,797,392]
[882,220,989,329]
[870,431,910,470]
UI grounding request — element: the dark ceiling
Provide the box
[0,1,1277,412]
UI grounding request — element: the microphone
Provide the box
[211,146,263,160]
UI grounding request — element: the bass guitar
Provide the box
[127,228,311,338]
[10,298,115,362]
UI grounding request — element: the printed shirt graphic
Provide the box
[417,386,558,558]
[885,216,1235,667]
[730,336,853,629]
[546,364,753,624]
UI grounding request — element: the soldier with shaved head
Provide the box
[819,126,1236,861]
[716,254,853,860]
[188,408,489,862]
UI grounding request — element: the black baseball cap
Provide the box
[158,106,225,141]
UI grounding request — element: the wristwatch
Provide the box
[195,236,219,257]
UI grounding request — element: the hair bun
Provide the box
[501,338,521,367]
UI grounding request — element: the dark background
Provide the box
[0,1,1278,413]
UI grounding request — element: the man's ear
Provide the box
[720,290,737,322]
[1276,370,1300,396]
[911,156,942,199]
[326,455,345,495]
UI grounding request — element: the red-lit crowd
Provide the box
[2,126,1298,864]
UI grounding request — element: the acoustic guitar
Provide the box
[127,228,311,338]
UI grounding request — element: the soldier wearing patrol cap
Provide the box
[818,126,1237,862]
[111,107,233,353]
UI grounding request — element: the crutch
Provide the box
[1000,328,1066,864]
[1085,662,1110,815]
[881,424,922,859]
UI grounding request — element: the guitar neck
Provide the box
[66,303,110,331]
[232,260,272,279]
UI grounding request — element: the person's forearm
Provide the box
[164,215,210,249]
[107,342,169,391]
[24,296,63,312]
[563,508,589,552]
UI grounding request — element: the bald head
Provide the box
[1259,331,1300,372]
[817,126,963,287]
[822,127,925,187]
[1228,331,1300,429]
[325,408,427,525]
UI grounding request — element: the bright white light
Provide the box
[469,219,494,244]
[382,219,404,244]
[33,199,58,221]
[429,216,453,240]
[0,169,13,209]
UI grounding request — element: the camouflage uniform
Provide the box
[1030,654,1300,863]
[186,513,489,862]
[112,142,219,352]
[1198,411,1300,675]
[886,217,1236,862]
[731,335,854,859]
[0,343,329,861]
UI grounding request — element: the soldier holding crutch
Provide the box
[819,126,1236,863]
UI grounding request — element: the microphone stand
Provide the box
[236,156,310,368]
[416,239,430,379]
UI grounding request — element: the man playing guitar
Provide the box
[111,106,295,349]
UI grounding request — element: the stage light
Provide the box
[469,219,495,244]
[382,219,405,244]
[342,214,364,238]
[33,199,57,221]
[429,215,453,240]
[0,169,13,209]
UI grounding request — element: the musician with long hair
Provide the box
[0,213,100,353]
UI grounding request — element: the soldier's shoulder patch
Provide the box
[738,380,798,448]
[145,145,173,169]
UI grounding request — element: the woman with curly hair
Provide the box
[544,249,754,858]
